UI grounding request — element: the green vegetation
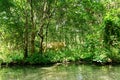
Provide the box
[0,0,120,66]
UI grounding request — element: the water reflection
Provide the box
[0,64,120,80]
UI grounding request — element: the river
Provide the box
[0,64,120,80]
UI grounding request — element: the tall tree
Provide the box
[24,9,29,58]
[30,0,36,54]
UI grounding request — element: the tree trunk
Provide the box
[38,0,47,54]
[39,26,44,54]
[24,10,29,58]
[30,0,36,54]
[38,0,54,53]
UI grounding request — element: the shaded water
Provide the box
[0,64,120,80]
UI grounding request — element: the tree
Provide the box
[30,0,36,54]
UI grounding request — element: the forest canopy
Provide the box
[0,0,120,65]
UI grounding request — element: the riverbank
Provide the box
[0,58,118,68]
[1,48,120,67]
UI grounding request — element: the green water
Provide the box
[0,64,120,80]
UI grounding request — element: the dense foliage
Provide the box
[0,0,120,65]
